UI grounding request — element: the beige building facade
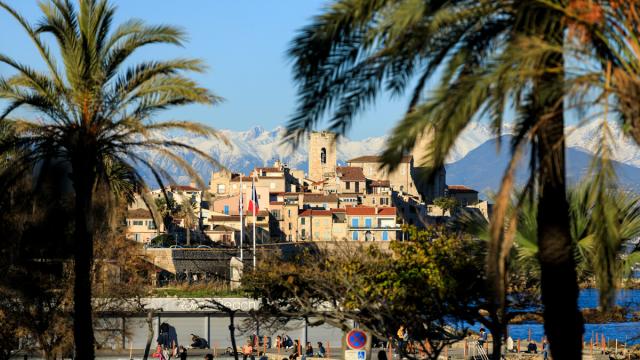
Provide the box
[308,131,337,181]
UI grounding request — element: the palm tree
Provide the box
[177,197,199,246]
[459,180,640,302]
[284,1,633,358]
[0,1,223,358]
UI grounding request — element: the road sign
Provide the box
[346,329,368,350]
[345,350,366,360]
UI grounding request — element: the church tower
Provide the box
[308,131,336,181]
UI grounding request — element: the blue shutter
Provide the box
[351,218,359,227]
[382,231,388,241]
[352,231,358,240]
[365,218,372,227]
[224,205,229,215]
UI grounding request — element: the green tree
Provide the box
[177,197,199,246]
[284,1,633,358]
[0,1,223,358]
[432,196,459,216]
[245,236,479,360]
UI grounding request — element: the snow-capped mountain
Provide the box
[136,121,640,185]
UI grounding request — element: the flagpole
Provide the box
[239,175,243,261]
[252,176,257,269]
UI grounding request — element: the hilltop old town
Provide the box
[126,131,489,249]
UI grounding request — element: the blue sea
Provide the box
[467,289,640,344]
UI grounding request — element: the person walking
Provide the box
[478,328,488,348]
[543,339,550,360]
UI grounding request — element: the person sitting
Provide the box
[316,342,326,358]
[289,340,300,360]
[284,335,294,349]
[505,336,514,353]
[258,351,268,360]
[204,355,214,360]
[527,341,538,354]
[152,344,167,360]
[191,334,209,349]
[242,339,255,360]
[177,346,188,360]
[305,342,314,357]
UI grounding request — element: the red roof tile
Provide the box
[345,207,376,215]
[170,185,199,191]
[303,193,339,203]
[127,209,153,219]
[370,180,391,187]
[447,185,478,193]
[299,209,332,217]
[336,166,366,181]
[377,207,396,216]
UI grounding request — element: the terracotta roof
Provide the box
[447,185,478,194]
[255,167,281,172]
[299,209,332,217]
[331,208,346,213]
[170,185,199,191]
[338,193,360,197]
[348,155,412,164]
[336,166,366,181]
[230,175,253,182]
[346,207,376,216]
[303,193,339,203]
[377,207,396,216]
[127,208,153,219]
[370,180,391,187]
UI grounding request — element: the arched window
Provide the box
[320,147,327,164]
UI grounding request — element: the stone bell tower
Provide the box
[308,131,336,181]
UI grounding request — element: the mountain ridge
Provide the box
[137,122,640,189]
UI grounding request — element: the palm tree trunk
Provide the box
[536,71,583,359]
[71,155,97,360]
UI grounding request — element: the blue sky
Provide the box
[0,1,410,140]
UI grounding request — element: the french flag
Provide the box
[248,182,259,214]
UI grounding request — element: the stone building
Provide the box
[308,131,337,181]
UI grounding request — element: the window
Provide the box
[352,231,358,240]
[372,198,376,205]
[217,184,226,194]
[382,231,389,241]
[288,223,292,230]
[288,235,292,242]
[288,209,291,217]
[224,205,229,215]
[132,220,143,226]
[351,218,359,227]
[322,203,328,209]
[346,182,351,190]
[134,233,141,242]
[321,147,327,164]
[365,218,372,228]
[148,221,157,230]
[301,228,306,237]
[355,182,360,193]
[301,218,306,225]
